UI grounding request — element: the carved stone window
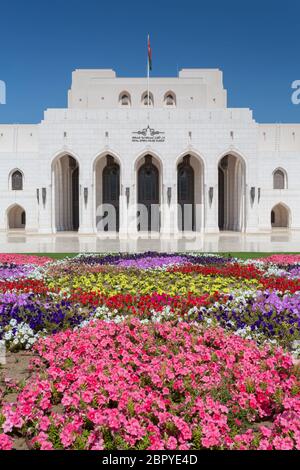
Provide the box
[11,170,23,190]
[164,92,176,107]
[273,169,286,189]
[142,92,153,107]
[120,93,131,107]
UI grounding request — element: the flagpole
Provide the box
[147,34,150,108]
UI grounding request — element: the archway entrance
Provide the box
[271,204,289,228]
[94,155,120,232]
[53,155,79,232]
[177,155,195,231]
[218,154,245,231]
[137,155,160,231]
[8,205,26,230]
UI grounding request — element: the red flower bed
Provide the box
[260,277,300,293]
[69,290,221,315]
[168,263,263,280]
[168,264,300,293]
[0,279,55,294]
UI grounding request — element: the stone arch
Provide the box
[51,153,80,232]
[134,150,163,173]
[93,152,121,232]
[141,91,154,107]
[135,152,162,232]
[218,152,246,231]
[271,203,290,228]
[176,152,205,232]
[164,90,176,107]
[7,204,26,230]
[119,91,131,107]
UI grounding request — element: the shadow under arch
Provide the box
[135,151,162,232]
[217,151,246,232]
[51,152,80,232]
[176,151,205,232]
[7,204,26,230]
[271,202,291,228]
[93,151,121,232]
[164,90,176,107]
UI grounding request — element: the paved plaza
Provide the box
[1,229,299,253]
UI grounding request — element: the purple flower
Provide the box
[115,256,188,269]
[0,263,35,280]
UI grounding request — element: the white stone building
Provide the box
[0,67,299,235]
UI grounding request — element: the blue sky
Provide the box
[0,0,299,123]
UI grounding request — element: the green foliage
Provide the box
[192,427,202,449]
[48,424,64,449]
[127,398,135,418]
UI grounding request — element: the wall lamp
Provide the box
[209,187,214,206]
[84,187,88,207]
[126,187,130,207]
[250,187,256,205]
[167,187,172,206]
[42,188,47,207]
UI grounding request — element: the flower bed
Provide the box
[1,253,300,352]
[0,279,53,294]
[1,321,300,450]
[198,291,300,354]
[257,254,300,265]
[46,268,261,296]
[0,252,300,450]
[0,291,95,351]
[69,291,216,314]
[0,254,52,266]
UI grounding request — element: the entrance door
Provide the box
[218,166,225,230]
[72,166,79,231]
[53,155,79,232]
[178,155,195,231]
[102,156,120,231]
[218,155,245,231]
[138,155,160,231]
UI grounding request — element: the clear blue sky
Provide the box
[0,0,299,123]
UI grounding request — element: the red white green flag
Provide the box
[148,34,152,71]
